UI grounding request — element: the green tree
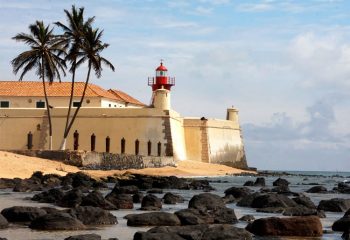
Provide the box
[11,21,66,150]
[64,26,115,141]
[55,5,94,150]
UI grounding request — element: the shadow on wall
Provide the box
[210,144,248,169]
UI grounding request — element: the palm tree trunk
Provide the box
[65,62,92,141]
[41,59,53,150]
[60,62,77,150]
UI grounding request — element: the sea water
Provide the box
[0,171,349,240]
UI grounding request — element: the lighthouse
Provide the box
[148,61,175,91]
[148,61,175,110]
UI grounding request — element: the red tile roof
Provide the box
[108,89,146,106]
[0,81,145,106]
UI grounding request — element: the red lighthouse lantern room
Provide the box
[148,61,175,91]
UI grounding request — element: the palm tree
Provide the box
[11,21,66,150]
[64,26,115,140]
[55,5,94,150]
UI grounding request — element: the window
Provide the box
[0,101,9,108]
[73,102,81,107]
[36,101,45,108]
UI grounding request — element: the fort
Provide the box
[0,62,248,169]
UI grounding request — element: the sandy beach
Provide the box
[0,151,255,179]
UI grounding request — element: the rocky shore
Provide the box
[0,171,349,239]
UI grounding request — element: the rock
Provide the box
[246,216,322,237]
[210,207,238,224]
[318,198,350,212]
[271,185,293,195]
[273,178,290,187]
[189,179,214,191]
[239,215,255,222]
[336,182,350,194]
[13,179,43,192]
[256,207,285,214]
[175,208,209,225]
[141,194,162,211]
[29,212,86,230]
[105,193,133,209]
[133,232,185,240]
[81,190,117,210]
[163,192,184,204]
[133,193,144,203]
[68,206,117,225]
[202,224,252,240]
[92,181,108,189]
[69,172,96,189]
[126,212,181,226]
[41,174,62,188]
[0,178,18,189]
[254,177,266,187]
[147,188,163,194]
[224,187,251,200]
[306,186,328,193]
[57,189,83,208]
[237,192,262,207]
[0,214,8,229]
[40,207,61,215]
[65,234,101,240]
[292,196,316,209]
[112,185,139,194]
[142,224,252,240]
[1,206,46,222]
[188,193,225,211]
[32,188,64,203]
[332,208,350,232]
[251,193,297,208]
[243,180,254,186]
[282,206,323,217]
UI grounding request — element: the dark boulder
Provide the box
[318,198,350,212]
[64,234,101,240]
[210,206,238,224]
[306,186,328,193]
[254,177,266,187]
[111,185,139,194]
[147,188,163,194]
[336,182,350,194]
[292,196,316,209]
[332,208,350,232]
[142,224,252,240]
[133,193,144,203]
[57,189,83,208]
[69,172,96,189]
[1,206,46,222]
[175,208,209,225]
[224,187,251,199]
[0,178,19,189]
[239,215,255,222]
[141,194,162,211]
[29,212,85,230]
[237,192,262,207]
[251,193,297,208]
[133,232,185,240]
[105,193,133,209]
[81,190,117,210]
[68,206,117,225]
[282,206,324,217]
[0,214,8,229]
[32,188,64,203]
[273,178,290,187]
[246,216,322,237]
[13,179,43,192]
[126,212,180,226]
[188,193,225,211]
[189,179,214,191]
[202,224,252,240]
[163,192,184,204]
[243,181,254,186]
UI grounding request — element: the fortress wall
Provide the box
[168,111,187,161]
[0,108,170,157]
[206,119,247,169]
[183,119,206,162]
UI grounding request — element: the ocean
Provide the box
[0,171,349,240]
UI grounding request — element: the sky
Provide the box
[0,0,350,171]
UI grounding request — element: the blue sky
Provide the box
[1,0,350,171]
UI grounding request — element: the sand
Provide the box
[0,151,255,179]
